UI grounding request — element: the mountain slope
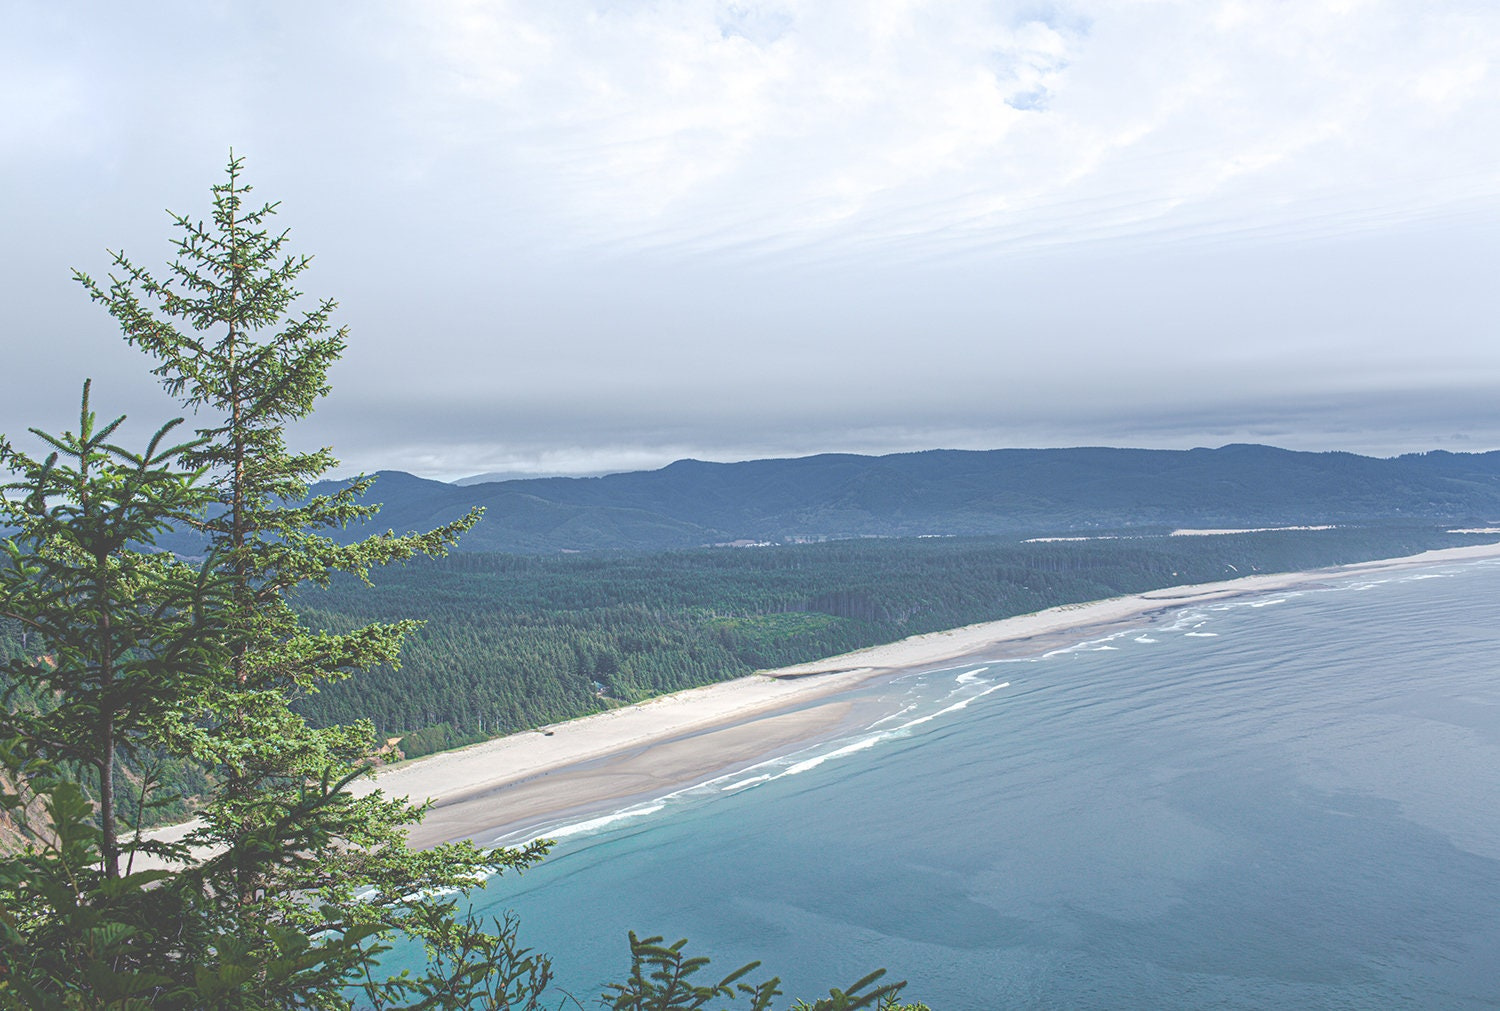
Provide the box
[303,445,1500,553]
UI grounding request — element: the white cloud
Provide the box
[3,0,1498,477]
[375,0,1500,262]
[394,0,1082,252]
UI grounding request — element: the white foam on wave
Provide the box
[1161,610,1210,633]
[891,667,947,685]
[956,666,990,684]
[782,734,886,776]
[865,703,919,729]
[897,681,1011,731]
[1249,598,1286,608]
[1134,636,1158,643]
[776,681,1012,780]
[510,698,970,840]
[720,774,772,793]
[1045,643,1100,658]
[526,671,1023,838]
[1184,631,1219,637]
[1043,628,1135,658]
[545,803,667,841]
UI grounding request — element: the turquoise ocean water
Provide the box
[390,558,1500,1008]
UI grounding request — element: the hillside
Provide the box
[288,445,1500,553]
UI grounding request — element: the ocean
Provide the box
[391,558,1500,1008]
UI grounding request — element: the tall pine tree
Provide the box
[4,154,550,1008]
[0,385,223,881]
[74,152,506,911]
[2,154,917,1010]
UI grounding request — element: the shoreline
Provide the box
[361,541,1500,850]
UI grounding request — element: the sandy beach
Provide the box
[357,541,1500,850]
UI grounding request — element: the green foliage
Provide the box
[1,155,923,1010]
[72,150,500,936]
[0,404,387,1006]
[356,909,553,1010]
[1,155,541,1008]
[292,525,1468,748]
[392,722,488,762]
[0,740,177,1010]
[602,934,907,1011]
[0,382,227,877]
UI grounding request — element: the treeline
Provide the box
[0,525,1481,782]
[290,525,1474,758]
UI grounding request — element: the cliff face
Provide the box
[0,770,49,853]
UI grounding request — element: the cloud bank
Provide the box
[2,1,1498,477]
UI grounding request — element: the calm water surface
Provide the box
[402,560,1500,1009]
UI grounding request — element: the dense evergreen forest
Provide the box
[287,524,1479,758]
[2,524,1484,771]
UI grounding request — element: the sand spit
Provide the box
[359,541,1500,848]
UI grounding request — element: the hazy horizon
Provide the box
[396,438,1497,488]
[5,2,1498,479]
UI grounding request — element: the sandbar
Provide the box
[360,541,1500,849]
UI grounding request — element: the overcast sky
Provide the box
[3,1,1498,480]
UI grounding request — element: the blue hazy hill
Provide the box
[277,444,1500,553]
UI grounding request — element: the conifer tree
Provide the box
[0,384,224,880]
[1,154,920,1010]
[0,386,399,1008]
[4,153,552,1007]
[73,152,510,925]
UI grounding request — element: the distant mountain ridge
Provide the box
[300,444,1500,553]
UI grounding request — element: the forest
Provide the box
[0,523,1478,785]
[7,521,1468,1003]
[2,157,937,1009]
[0,154,1482,1009]
[287,523,1474,759]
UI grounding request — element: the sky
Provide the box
[3,1,1498,481]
